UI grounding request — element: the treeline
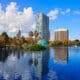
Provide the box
[0,31,47,51]
[0,31,41,48]
[0,31,80,48]
[49,40,80,47]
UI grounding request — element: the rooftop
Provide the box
[54,29,68,32]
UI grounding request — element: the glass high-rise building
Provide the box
[36,13,50,40]
[54,29,69,41]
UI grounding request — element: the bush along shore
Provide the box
[49,40,80,47]
[27,44,46,51]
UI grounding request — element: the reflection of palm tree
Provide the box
[34,59,38,66]
[29,59,33,65]
[28,58,38,66]
[0,49,9,62]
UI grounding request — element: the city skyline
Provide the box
[0,0,80,40]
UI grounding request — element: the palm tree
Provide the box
[34,30,39,42]
[28,31,34,44]
[29,31,33,37]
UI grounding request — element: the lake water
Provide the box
[0,47,80,80]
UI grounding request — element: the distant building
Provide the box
[16,30,21,39]
[36,13,50,40]
[54,29,69,41]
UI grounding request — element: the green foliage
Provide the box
[1,32,9,43]
[28,44,46,51]
[1,32,9,38]
[20,36,26,44]
[63,40,68,46]
[49,40,80,47]
[74,39,79,42]
[49,41,63,47]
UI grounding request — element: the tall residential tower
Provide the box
[54,29,69,41]
[36,13,50,40]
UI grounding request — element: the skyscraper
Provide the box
[36,13,50,40]
[54,29,69,41]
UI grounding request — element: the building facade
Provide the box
[54,29,69,41]
[36,13,50,40]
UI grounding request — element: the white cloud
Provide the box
[66,8,71,13]
[74,11,80,15]
[0,2,35,37]
[61,8,71,15]
[48,8,71,19]
[47,9,59,20]
[31,22,36,30]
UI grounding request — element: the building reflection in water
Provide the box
[0,48,60,80]
[0,48,50,80]
[28,48,50,80]
[28,49,58,80]
[42,49,49,76]
[54,47,68,64]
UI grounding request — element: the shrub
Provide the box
[28,44,46,51]
[49,41,63,47]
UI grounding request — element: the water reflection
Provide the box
[1,47,79,80]
[54,47,68,64]
[28,49,50,80]
[0,48,50,80]
[42,49,58,80]
[0,49,10,62]
[42,49,49,76]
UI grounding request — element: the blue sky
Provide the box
[0,0,80,40]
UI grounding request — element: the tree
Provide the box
[49,41,63,47]
[74,39,80,46]
[33,30,39,42]
[63,40,68,46]
[27,31,34,44]
[1,32,9,43]
[20,36,26,44]
[28,31,33,37]
[34,30,39,37]
[74,39,79,42]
